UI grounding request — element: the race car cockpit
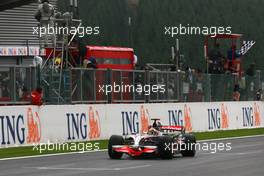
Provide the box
[147,119,162,135]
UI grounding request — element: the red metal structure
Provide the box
[204,34,243,75]
[86,46,135,70]
[86,46,136,102]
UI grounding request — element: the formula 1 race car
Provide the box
[108,119,196,159]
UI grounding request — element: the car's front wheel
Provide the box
[108,135,124,159]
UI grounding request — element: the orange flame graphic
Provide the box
[184,105,193,132]
[26,107,41,143]
[140,105,150,134]
[221,104,229,129]
[88,107,101,139]
[254,103,261,127]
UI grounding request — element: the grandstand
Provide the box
[0,0,57,65]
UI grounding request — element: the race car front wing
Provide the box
[112,145,157,157]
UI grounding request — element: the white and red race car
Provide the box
[108,119,196,159]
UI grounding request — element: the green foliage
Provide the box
[57,0,264,71]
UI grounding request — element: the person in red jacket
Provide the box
[31,87,43,106]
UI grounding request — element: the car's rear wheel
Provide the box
[158,136,173,159]
[108,135,124,159]
[181,134,196,157]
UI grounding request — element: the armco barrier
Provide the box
[0,101,263,148]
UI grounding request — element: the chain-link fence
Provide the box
[0,66,37,105]
[70,68,108,103]
[69,68,264,104]
[178,71,263,102]
[70,69,181,103]
[1,66,263,105]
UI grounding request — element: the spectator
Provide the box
[232,84,240,101]
[167,83,175,99]
[133,54,138,67]
[256,89,262,101]
[185,67,193,84]
[246,63,256,77]
[194,69,204,101]
[33,56,43,67]
[84,57,98,69]
[54,57,62,71]
[21,87,31,101]
[2,85,9,98]
[35,0,55,47]
[82,57,97,100]
[227,45,241,61]
[31,87,43,106]
[35,0,55,23]
[208,43,224,74]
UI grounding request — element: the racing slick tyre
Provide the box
[181,134,196,157]
[158,136,173,159]
[108,135,124,159]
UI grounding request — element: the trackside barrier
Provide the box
[0,101,263,148]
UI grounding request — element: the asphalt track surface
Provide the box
[0,136,264,176]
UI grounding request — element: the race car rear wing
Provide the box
[160,126,185,132]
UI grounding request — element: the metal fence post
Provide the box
[37,65,41,88]
[176,71,180,102]
[80,69,83,102]
[156,72,158,101]
[107,69,112,103]
[120,70,123,101]
[145,70,150,103]
[166,72,169,100]
[9,67,16,102]
[69,68,73,104]
[256,70,261,90]
[93,69,96,102]
[30,67,35,91]
[132,71,135,101]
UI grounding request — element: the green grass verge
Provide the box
[0,140,108,159]
[193,128,264,140]
[1,128,264,159]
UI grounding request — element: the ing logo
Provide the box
[140,105,150,134]
[184,105,193,132]
[168,105,193,132]
[88,107,101,139]
[208,104,229,130]
[26,107,41,143]
[242,103,261,127]
[221,104,229,129]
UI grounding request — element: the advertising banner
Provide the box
[0,101,263,148]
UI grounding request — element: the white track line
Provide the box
[198,134,264,142]
[0,149,107,161]
[0,134,264,161]
[24,164,152,171]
